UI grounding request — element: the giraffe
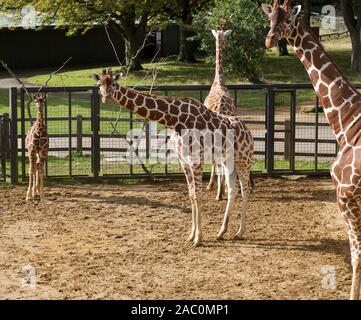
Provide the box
[262,0,361,300]
[204,29,238,201]
[92,68,254,247]
[26,93,49,201]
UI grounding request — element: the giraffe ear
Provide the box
[261,4,273,18]
[92,74,100,81]
[224,30,232,38]
[292,5,302,17]
[211,30,217,38]
[113,73,123,82]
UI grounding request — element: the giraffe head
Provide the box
[211,29,232,48]
[262,0,302,48]
[92,68,122,104]
[32,93,47,109]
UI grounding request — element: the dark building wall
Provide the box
[0,25,168,70]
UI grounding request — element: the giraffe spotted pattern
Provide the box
[263,0,361,300]
[26,94,49,201]
[93,68,254,247]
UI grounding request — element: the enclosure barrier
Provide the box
[2,83,354,184]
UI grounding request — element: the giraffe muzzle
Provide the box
[265,34,278,49]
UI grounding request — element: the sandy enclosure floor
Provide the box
[0,177,352,299]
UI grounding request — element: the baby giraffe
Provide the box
[26,94,49,201]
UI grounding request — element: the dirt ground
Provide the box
[0,177,353,300]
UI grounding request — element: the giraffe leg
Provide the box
[180,163,196,242]
[216,165,237,240]
[39,161,45,201]
[206,165,216,191]
[191,164,203,247]
[26,158,35,201]
[233,168,251,240]
[338,195,361,300]
[32,162,38,199]
[216,165,225,201]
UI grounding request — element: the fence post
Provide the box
[9,87,18,185]
[0,116,4,181]
[266,86,275,177]
[3,113,10,159]
[76,114,83,155]
[284,119,291,161]
[91,88,100,178]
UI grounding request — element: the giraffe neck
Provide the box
[112,84,186,129]
[36,107,45,126]
[213,35,225,86]
[287,20,361,144]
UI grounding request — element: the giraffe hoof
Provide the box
[233,233,244,240]
[216,196,222,201]
[216,232,225,240]
[192,239,201,247]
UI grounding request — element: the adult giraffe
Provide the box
[92,68,254,247]
[262,0,361,300]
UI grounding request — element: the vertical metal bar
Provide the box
[145,121,150,160]
[76,115,83,155]
[0,117,5,180]
[315,96,319,171]
[20,90,26,180]
[290,90,296,173]
[68,92,72,177]
[9,87,18,185]
[91,88,100,178]
[199,90,203,102]
[3,113,10,159]
[129,111,133,176]
[45,98,48,178]
[266,86,274,177]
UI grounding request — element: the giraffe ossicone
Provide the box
[93,68,254,246]
[263,0,361,300]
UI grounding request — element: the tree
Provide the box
[340,0,361,72]
[0,0,163,71]
[159,0,214,63]
[194,0,268,82]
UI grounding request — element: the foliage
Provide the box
[194,0,269,83]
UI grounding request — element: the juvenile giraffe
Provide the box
[26,93,49,201]
[93,68,254,247]
[205,29,238,201]
[262,0,361,300]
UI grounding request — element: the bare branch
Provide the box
[0,59,34,124]
[104,23,123,67]
[37,57,72,92]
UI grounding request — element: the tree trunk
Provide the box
[178,23,197,63]
[124,31,143,71]
[302,0,311,27]
[350,30,361,72]
[277,39,289,56]
[340,0,361,72]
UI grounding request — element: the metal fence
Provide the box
[4,83,351,184]
[0,113,9,182]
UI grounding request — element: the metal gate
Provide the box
[266,84,338,176]
[0,113,9,182]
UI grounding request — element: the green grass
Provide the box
[7,156,331,181]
